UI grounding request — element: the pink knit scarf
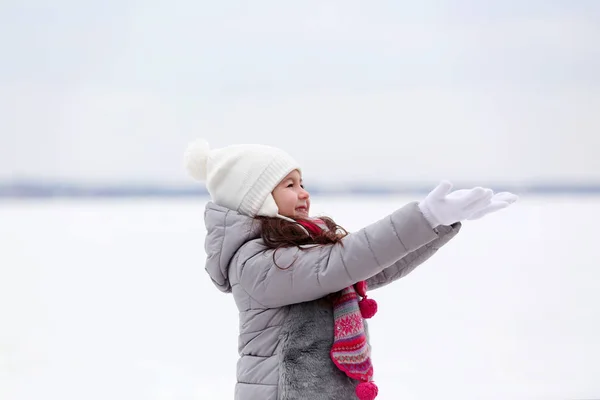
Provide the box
[296,219,379,400]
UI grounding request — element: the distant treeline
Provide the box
[1,181,600,198]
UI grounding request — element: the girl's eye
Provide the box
[300,185,305,189]
[287,183,294,188]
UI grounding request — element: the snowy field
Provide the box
[1,195,599,400]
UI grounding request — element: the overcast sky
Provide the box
[2,0,599,186]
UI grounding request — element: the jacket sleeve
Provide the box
[236,201,441,308]
[366,222,461,291]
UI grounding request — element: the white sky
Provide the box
[1,1,599,186]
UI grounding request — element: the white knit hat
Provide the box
[183,139,301,219]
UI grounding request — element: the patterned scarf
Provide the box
[296,218,379,400]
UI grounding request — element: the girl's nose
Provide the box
[299,188,310,199]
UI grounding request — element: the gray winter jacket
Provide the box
[203,201,461,400]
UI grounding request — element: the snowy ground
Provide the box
[1,195,599,400]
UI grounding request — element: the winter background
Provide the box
[1,1,599,399]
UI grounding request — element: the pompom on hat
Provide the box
[183,139,301,219]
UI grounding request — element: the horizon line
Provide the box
[1,180,600,198]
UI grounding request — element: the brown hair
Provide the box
[254,215,349,269]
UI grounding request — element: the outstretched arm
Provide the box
[236,202,439,308]
[235,180,506,308]
[366,223,460,291]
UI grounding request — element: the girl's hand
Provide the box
[451,190,518,220]
[418,181,505,228]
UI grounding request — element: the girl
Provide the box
[183,139,517,400]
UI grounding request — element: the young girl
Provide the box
[183,139,517,400]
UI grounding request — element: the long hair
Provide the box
[254,215,349,269]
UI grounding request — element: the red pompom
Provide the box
[359,298,378,318]
[356,381,378,400]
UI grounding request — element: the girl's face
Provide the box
[272,169,310,219]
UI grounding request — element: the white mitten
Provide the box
[461,191,518,220]
[418,181,493,228]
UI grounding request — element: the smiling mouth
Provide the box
[295,207,308,213]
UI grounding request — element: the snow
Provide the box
[1,195,599,400]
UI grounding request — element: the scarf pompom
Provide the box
[356,381,379,400]
[356,280,377,318]
[359,297,378,319]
